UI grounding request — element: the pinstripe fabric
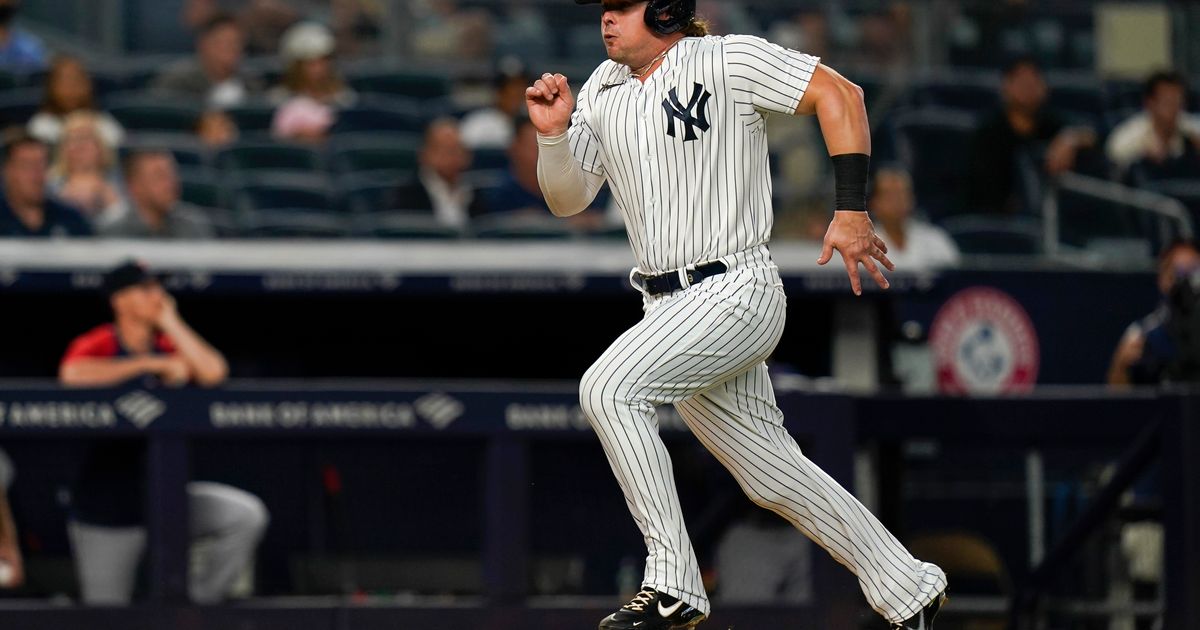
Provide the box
[569,35,817,275]
[570,32,946,624]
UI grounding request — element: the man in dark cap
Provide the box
[59,261,267,605]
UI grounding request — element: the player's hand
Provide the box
[0,540,25,588]
[155,356,192,387]
[817,210,894,296]
[526,73,574,137]
[155,293,182,330]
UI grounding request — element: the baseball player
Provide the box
[526,1,948,629]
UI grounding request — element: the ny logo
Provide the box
[662,82,712,142]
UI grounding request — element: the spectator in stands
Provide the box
[27,56,125,147]
[1106,71,1200,178]
[194,109,239,149]
[0,0,46,72]
[395,118,483,228]
[183,0,299,56]
[869,166,960,268]
[479,118,551,215]
[1108,240,1200,386]
[0,448,24,590]
[410,0,492,60]
[100,150,215,239]
[269,21,355,144]
[60,260,268,605]
[47,111,124,222]
[0,132,92,237]
[152,13,262,110]
[460,57,529,150]
[964,56,1095,215]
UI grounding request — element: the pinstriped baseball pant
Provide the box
[579,247,947,622]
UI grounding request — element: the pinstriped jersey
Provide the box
[568,35,819,274]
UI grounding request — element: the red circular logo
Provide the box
[930,287,1039,394]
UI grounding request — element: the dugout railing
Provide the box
[0,382,1195,630]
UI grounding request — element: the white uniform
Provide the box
[544,34,947,623]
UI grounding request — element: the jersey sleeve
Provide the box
[568,74,607,177]
[722,35,820,116]
[61,327,119,366]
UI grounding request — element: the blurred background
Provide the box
[0,0,1198,629]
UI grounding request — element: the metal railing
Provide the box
[1042,172,1194,258]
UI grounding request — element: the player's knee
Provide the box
[743,482,789,511]
[579,362,623,428]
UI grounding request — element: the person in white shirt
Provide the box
[869,166,960,269]
[1106,71,1200,176]
[460,57,531,150]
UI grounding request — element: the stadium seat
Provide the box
[470,212,575,240]
[0,88,43,126]
[471,148,508,171]
[939,214,1044,255]
[353,212,461,239]
[891,107,978,220]
[178,167,224,208]
[106,95,203,133]
[340,175,406,214]
[123,132,211,168]
[240,209,352,238]
[906,76,999,113]
[225,101,277,134]
[231,173,338,213]
[330,134,421,177]
[333,97,433,135]
[217,142,325,174]
[346,70,452,100]
[1046,78,1106,128]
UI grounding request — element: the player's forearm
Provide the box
[537,132,604,217]
[59,357,160,387]
[0,493,16,547]
[159,319,228,387]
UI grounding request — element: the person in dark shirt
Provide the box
[393,118,485,228]
[1109,241,1200,386]
[59,261,267,604]
[963,56,1095,215]
[0,132,92,237]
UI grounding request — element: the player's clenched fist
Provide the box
[526,72,574,137]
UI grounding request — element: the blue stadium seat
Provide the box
[329,133,421,176]
[939,214,1043,255]
[0,88,43,126]
[891,107,978,219]
[217,141,325,174]
[240,210,352,238]
[106,94,203,133]
[225,101,277,134]
[123,132,212,168]
[906,76,999,113]
[231,173,338,213]
[178,167,224,208]
[346,70,452,100]
[470,212,575,240]
[333,97,434,135]
[352,212,461,239]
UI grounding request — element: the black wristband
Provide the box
[832,153,870,212]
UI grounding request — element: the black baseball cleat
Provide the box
[599,587,706,630]
[891,591,948,630]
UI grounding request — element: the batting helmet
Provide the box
[575,0,697,36]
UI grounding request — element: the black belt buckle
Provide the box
[640,261,727,296]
